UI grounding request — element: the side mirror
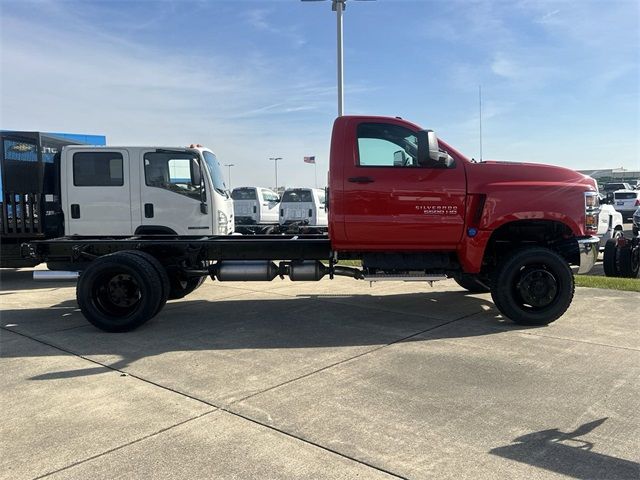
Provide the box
[427,130,440,162]
[393,150,406,166]
[418,129,455,168]
[191,158,202,186]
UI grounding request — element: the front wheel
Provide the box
[491,247,574,326]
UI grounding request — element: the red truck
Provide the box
[25,115,601,332]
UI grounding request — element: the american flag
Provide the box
[304,156,316,164]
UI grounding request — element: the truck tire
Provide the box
[118,251,170,316]
[618,243,639,278]
[603,239,620,277]
[168,275,206,300]
[76,252,163,332]
[491,247,574,326]
[454,274,491,293]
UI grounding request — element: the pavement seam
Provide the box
[232,310,480,406]
[515,331,640,352]
[2,327,406,478]
[34,409,217,479]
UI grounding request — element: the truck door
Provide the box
[65,149,133,235]
[260,188,280,223]
[139,150,212,235]
[342,120,466,249]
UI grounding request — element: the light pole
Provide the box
[302,0,374,117]
[224,163,234,189]
[269,157,282,191]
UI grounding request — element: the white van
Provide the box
[280,188,327,228]
[613,190,640,219]
[232,187,280,225]
[61,145,234,236]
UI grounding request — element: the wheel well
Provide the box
[483,220,576,269]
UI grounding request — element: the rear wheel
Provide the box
[603,239,620,277]
[454,274,491,293]
[76,253,162,332]
[118,251,170,316]
[491,247,574,326]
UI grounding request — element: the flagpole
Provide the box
[314,162,318,188]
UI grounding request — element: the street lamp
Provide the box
[269,157,282,191]
[224,163,234,189]
[301,0,375,116]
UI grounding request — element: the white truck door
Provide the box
[64,149,133,235]
[261,188,280,223]
[139,149,212,235]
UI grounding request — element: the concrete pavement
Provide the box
[1,268,638,479]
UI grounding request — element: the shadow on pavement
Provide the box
[0,289,535,381]
[490,418,640,479]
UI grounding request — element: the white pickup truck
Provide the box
[597,203,624,248]
[279,188,328,231]
[231,187,280,228]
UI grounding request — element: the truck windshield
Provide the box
[202,151,228,197]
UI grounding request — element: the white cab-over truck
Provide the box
[62,145,234,237]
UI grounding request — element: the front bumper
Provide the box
[577,236,600,274]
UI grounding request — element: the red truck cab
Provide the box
[329,116,599,324]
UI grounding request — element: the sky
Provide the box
[1,0,638,189]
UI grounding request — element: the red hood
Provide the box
[465,160,597,193]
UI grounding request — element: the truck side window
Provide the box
[357,123,418,168]
[73,152,124,186]
[144,152,201,200]
[261,189,279,202]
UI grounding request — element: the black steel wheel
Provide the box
[618,243,640,278]
[76,253,163,332]
[118,250,170,316]
[454,273,491,293]
[603,239,620,277]
[491,247,574,326]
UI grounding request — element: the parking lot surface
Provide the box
[1,269,639,480]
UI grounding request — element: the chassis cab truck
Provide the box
[27,116,600,332]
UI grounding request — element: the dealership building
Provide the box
[578,168,640,185]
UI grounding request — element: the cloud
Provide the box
[243,8,307,48]
[490,55,521,80]
[0,4,334,187]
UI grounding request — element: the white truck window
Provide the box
[144,152,201,200]
[282,190,313,202]
[261,189,279,202]
[232,188,257,200]
[73,152,123,186]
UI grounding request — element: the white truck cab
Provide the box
[61,145,234,236]
[232,187,280,225]
[279,188,327,228]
